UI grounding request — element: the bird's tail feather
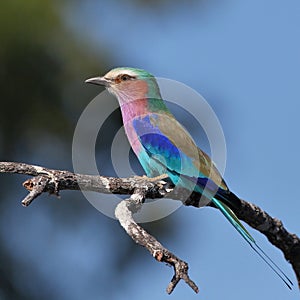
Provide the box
[211,198,254,243]
[211,197,293,289]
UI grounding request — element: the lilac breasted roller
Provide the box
[85,67,292,289]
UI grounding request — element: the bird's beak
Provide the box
[85,76,110,87]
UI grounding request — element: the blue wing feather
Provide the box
[133,115,203,186]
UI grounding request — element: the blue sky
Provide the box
[64,1,300,299]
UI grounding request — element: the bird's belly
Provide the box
[124,123,162,176]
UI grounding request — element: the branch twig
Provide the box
[115,188,199,294]
[0,161,299,291]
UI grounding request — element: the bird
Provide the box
[85,67,293,289]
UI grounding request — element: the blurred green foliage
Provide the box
[0,1,178,299]
[0,1,109,299]
[0,0,107,158]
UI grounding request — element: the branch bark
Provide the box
[0,161,299,292]
[115,189,198,294]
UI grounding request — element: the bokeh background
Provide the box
[1,1,299,299]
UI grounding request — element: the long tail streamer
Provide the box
[212,198,293,289]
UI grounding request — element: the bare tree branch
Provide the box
[0,161,299,292]
[115,188,199,294]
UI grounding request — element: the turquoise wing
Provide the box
[132,113,227,191]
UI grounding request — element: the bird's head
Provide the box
[85,67,161,104]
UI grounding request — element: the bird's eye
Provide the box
[115,74,135,84]
[121,74,131,81]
